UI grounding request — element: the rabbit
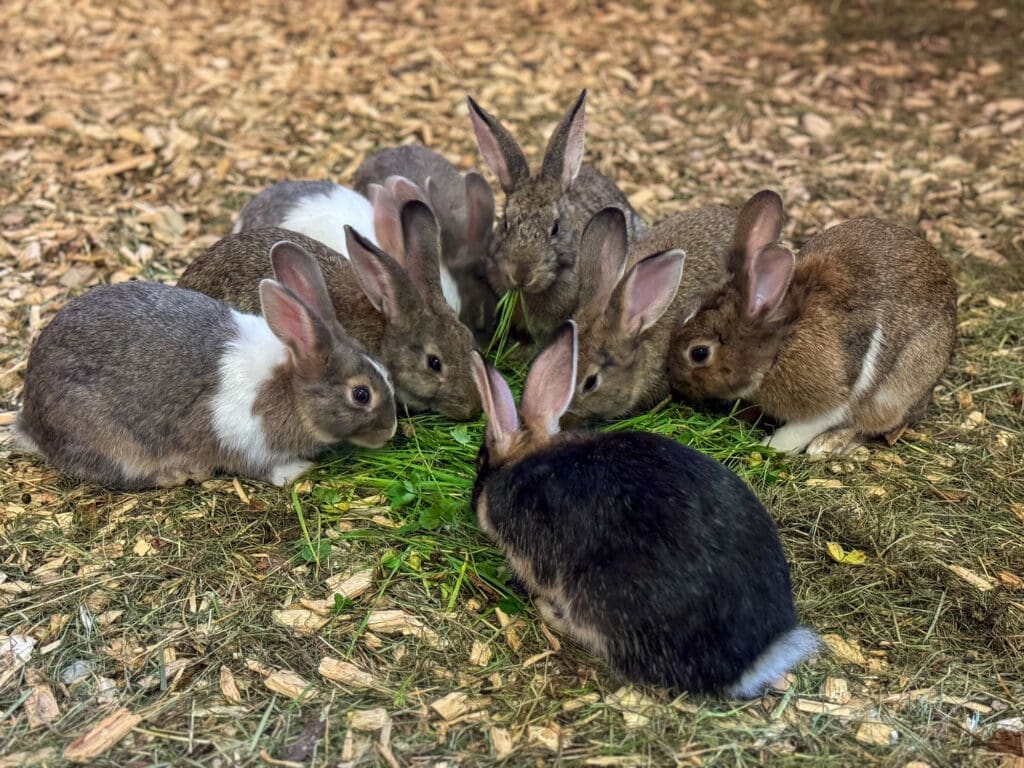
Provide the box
[469,320,819,697]
[231,180,377,259]
[568,204,739,423]
[13,245,397,489]
[179,200,482,421]
[667,189,958,455]
[467,89,646,341]
[353,145,500,344]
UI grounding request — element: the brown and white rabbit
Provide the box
[14,246,396,489]
[179,201,482,421]
[668,190,958,454]
[353,145,500,344]
[467,89,646,341]
[470,321,818,697]
[568,205,738,423]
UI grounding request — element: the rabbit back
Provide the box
[477,430,809,695]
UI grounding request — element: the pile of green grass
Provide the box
[293,291,795,617]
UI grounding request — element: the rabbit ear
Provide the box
[370,183,406,264]
[745,244,795,318]
[735,190,784,260]
[385,175,427,206]
[269,241,336,326]
[520,320,577,437]
[259,279,329,376]
[400,200,443,298]
[467,95,530,193]
[345,225,416,321]
[576,207,628,311]
[471,351,519,452]
[540,89,586,192]
[617,249,686,337]
[464,171,495,248]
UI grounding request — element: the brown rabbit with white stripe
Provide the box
[668,190,957,454]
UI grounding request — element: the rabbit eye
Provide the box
[582,372,600,393]
[689,345,711,364]
[352,385,371,405]
[427,354,443,373]
[550,218,560,238]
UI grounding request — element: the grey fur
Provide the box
[232,180,339,232]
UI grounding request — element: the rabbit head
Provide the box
[568,246,686,423]
[345,200,482,420]
[261,242,398,448]
[669,190,799,404]
[467,90,587,295]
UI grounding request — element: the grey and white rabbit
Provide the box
[470,321,818,697]
[668,189,958,454]
[14,246,396,489]
[467,89,646,341]
[180,201,482,420]
[353,145,499,344]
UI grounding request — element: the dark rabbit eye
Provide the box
[583,372,599,393]
[352,385,371,405]
[689,345,711,364]
[550,218,560,237]
[427,354,443,373]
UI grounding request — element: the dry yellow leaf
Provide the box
[63,708,142,763]
[826,542,868,565]
[318,657,374,688]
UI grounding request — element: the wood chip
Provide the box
[0,635,35,690]
[822,634,870,667]
[348,707,390,731]
[325,568,374,600]
[854,720,898,746]
[318,657,375,688]
[490,726,515,759]
[430,691,478,721]
[528,723,569,751]
[63,707,142,762]
[947,564,997,592]
[24,676,60,728]
[469,640,492,667]
[365,609,439,645]
[219,665,242,704]
[271,607,331,635]
[264,670,316,701]
[823,677,851,705]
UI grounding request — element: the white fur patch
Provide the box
[211,312,295,472]
[727,626,820,699]
[11,422,39,454]
[268,459,314,486]
[366,354,394,394]
[763,407,847,452]
[851,324,884,398]
[281,186,378,258]
[439,264,462,314]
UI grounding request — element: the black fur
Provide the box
[473,430,800,694]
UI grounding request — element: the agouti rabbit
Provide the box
[353,145,499,344]
[668,190,958,454]
[569,205,738,423]
[470,321,818,697]
[14,246,396,488]
[179,201,482,421]
[467,89,646,340]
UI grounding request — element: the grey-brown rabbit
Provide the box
[353,145,500,344]
[668,190,958,454]
[179,201,482,421]
[15,246,396,488]
[467,89,646,341]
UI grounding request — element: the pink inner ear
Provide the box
[738,190,784,257]
[269,242,334,325]
[468,103,514,191]
[386,175,426,205]
[464,172,495,246]
[746,244,795,317]
[347,234,400,318]
[260,281,318,359]
[521,321,577,435]
[372,186,406,263]
[486,365,520,439]
[562,106,585,191]
[620,250,686,336]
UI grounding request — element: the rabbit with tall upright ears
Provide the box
[231,180,377,258]
[470,321,818,697]
[14,246,396,489]
[668,190,958,455]
[178,201,482,421]
[569,205,738,423]
[353,145,500,344]
[467,89,646,341]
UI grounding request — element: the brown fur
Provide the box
[178,225,482,420]
[569,205,738,422]
[669,201,958,453]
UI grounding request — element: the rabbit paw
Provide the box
[805,427,863,456]
[268,460,313,486]
[536,598,572,635]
